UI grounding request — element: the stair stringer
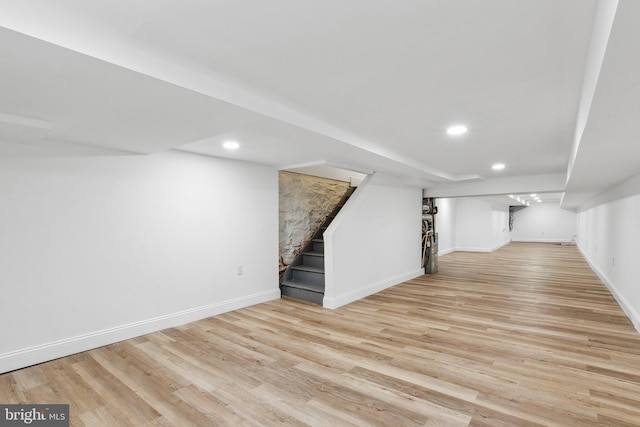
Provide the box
[322,173,373,308]
[323,173,423,309]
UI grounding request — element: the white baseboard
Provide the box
[0,289,280,374]
[323,268,424,309]
[437,248,455,256]
[444,239,511,254]
[577,245,640,334]
[453,246,495,253]
[491,239,511,252]
[511,238,574,243]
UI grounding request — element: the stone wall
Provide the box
[279,171,350,273]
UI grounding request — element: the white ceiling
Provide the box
[1,0,638,209]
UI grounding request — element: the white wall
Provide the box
[454,198,492,252]
[452,198,511,252]
[491,204,511,250]
[576,173,640,332]
[0,150,279,373]
[435,198,457,255]
[511,203,577,242]
[432,197,510,254]
[323,173,423,309]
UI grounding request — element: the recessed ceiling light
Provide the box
[223,141,240,150]
[531,194,537,197]
[492,163,505,171]
[446,125,468,136]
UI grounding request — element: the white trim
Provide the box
[577,245,640,334]
[323,268,423,310]
[447,239,511,254]
[491,239,511,252]
[511,238,574,243]
[0,289,280,374]
[437,248,455,256]
[453,247,494,253]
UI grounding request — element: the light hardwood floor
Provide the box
[2,243,640,426]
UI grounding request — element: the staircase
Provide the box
[280,186,356,304]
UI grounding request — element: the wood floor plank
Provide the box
[2,242,640,425]
[72,356,162,424]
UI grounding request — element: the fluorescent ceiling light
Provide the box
[223,141,240,150]
[446,125,467,136]
[492,163,505,171]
